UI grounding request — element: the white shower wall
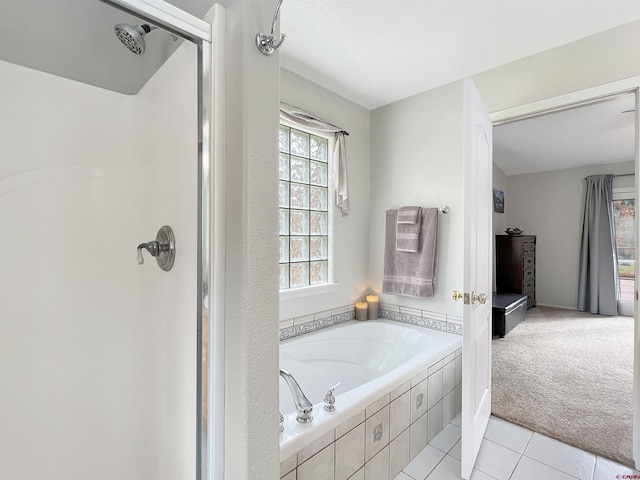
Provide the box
[0,39,197,480]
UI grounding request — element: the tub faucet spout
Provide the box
[279,368,313,423]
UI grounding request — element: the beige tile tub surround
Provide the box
[280,348,463,480]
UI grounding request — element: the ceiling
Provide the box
[280,0,640,110]
[0,0,223,95]
[1,0,638,175]
[494,93,636,176]
[2,1,640,103]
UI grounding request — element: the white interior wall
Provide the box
[504,161,634,310]
[223,1,280,478]
[492,164,509,291]
[474,19,640,112]
[0,37,198,480]
[369,82,465,317]
[279,69,371,319]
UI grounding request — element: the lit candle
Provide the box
[355,301,368,321]
[366,295,379,320]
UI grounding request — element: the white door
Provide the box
[461,78,493,479]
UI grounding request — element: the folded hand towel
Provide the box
[384,208,438,297]
[396,206,422,252]
[397,206,421,224]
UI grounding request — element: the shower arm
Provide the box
[256,0,286,56]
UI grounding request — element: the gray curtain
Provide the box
[577,174,620,315]
[280,103,350,216]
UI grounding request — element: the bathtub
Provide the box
[279,319,462,464]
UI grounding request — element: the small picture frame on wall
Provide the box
[493,189,504,213]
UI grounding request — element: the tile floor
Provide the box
[394,414,640,480]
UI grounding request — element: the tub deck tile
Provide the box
[335,423,365,480]
[389,428,410,479]
[390,380,410,401]
[365,445,390,480]
[389,391,411,441]
[427,401,443,443]
[298,444,335,480]
[281,469,296,480]
[347,467,364,480]
[428,360,443,376]
[442,359,456,395]
[298,429,336,465]
[366,394,390,418]
[410,379,428,423]
[443,352,456,365]
[336,409,365,439]
[427,369,443,409]
[365,405,390,462]
[442,390,456,426]
[281,453,297,478]
[409,411,430,460]
[410,370,428,387]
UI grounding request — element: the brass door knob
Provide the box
[472,292,487,304]
[452,290,464,301]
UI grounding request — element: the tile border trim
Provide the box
[379,304,462,336]
[279,306,356,341]
[279,303,462,341]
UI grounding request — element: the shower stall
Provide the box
[0,1,219,479]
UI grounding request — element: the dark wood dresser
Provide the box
[496,235,536,308]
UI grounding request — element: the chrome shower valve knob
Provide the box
[136,226,175,271]
[137,241,160,264]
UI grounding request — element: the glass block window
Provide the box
[279,124,329,289]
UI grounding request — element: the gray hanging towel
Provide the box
[383,208,438,297]
[396,206,422,252]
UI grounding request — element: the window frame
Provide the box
[612,185,636,309]
[278,118,337,300]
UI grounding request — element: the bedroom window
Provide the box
[613,187,635,303]
[279,124,330,290]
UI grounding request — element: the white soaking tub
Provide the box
[279,319,462,462]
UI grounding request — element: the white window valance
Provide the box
[280,103,350,216]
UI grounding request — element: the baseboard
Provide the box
[535,302,634,318]
[533,303,578,311]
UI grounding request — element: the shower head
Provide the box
[114,23,157,55]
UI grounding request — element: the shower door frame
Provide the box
[100,1,222,479]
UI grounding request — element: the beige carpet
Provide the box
[492,306,634,467]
